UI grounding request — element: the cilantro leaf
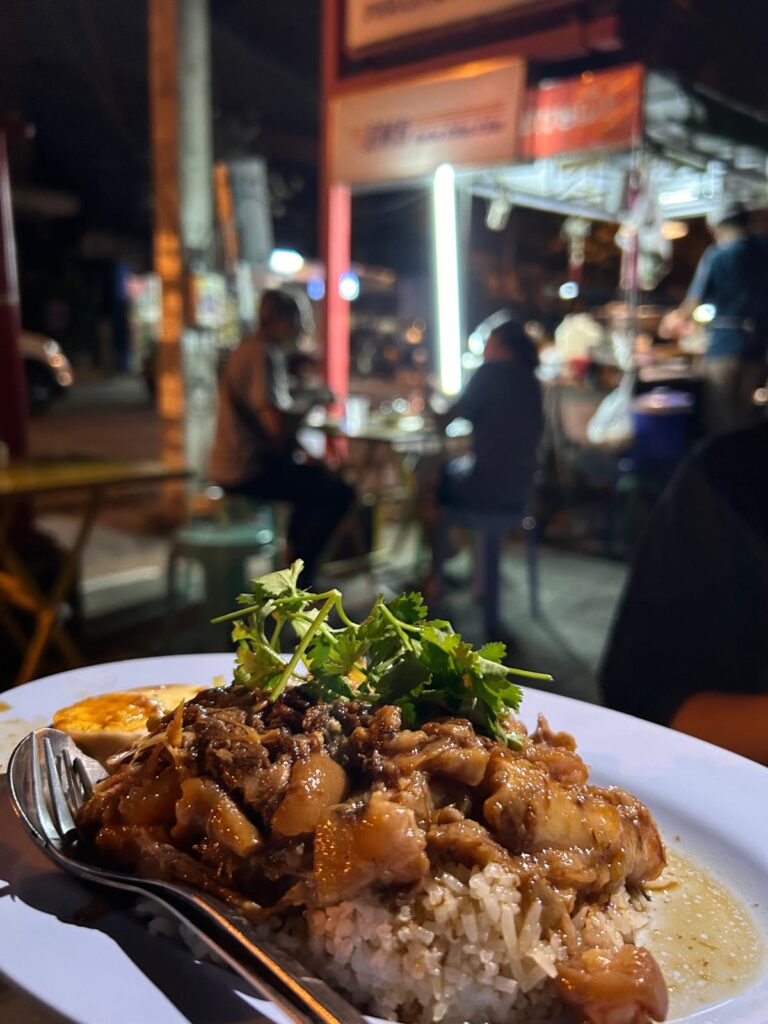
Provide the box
[248,561,305,599]
[309,674,358,700]
[317,626,369,678]
[213,559,552,745]
[478,641,506,664]
[234,640,285,689]
[387,592,427,625]
[375,653,431,703]
[475,654,513,680]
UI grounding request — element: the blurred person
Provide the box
[287,350,334,410]
[600,421,768,765]
[438,318,544,512]
[660,203,768,433]
[418,318,543,600]
[210,289,354,585]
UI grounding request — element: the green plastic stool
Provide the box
[166,509,278,651]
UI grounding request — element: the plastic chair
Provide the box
[166,506,278,650]
[435,506,540,635]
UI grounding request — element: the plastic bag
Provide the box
[587,375,635,449]
[555,313,605,360]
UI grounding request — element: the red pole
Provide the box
[323,184,351,407]
[0,128,28,457]
[319,0,351,410]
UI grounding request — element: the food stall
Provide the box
[319,0,768,554]
[320,1,768,409]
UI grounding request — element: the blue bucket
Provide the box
[632,388,694,466]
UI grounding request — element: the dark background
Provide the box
[3,0,768,357]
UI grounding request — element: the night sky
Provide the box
[1,0,320,248]
[3,0,768,337]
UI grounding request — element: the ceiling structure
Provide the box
[466,72,768,224]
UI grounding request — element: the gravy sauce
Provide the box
[642,848,764,1019]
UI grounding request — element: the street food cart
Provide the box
[320,1,768,406]
[319,0,768,555]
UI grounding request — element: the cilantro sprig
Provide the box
[212,560,552,748]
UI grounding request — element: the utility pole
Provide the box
[148,0,217,512]
[178,0,218,480]
[0,122,28,459]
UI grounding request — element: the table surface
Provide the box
[319,420,436,442]
[0,458,189,499]
[345,426,439,445]
[316,416,475,446]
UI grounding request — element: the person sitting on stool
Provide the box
[439,317,543,512]
[424,317,544,594]
[210,289,354,586]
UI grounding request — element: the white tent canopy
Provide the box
[462,70,768,223]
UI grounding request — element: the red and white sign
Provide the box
[345,0,538,52]
[329,58,525,185]
[521,64,644,160]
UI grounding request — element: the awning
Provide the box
[464,65,768,222]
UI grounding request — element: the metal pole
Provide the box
[149,0,186,515]
[178,0,214,260]
[0,128,28,458]
[148,0,216,508]
[178,0,217,482]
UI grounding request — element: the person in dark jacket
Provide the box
[600,421,768,765]
[438,317,544,512]
[420,318,544,600]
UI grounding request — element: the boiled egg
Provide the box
[52,684,211,762]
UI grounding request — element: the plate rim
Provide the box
[1,654,767,1024]
[3,652,766,781]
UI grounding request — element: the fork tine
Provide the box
[61,748,83,816]
[73,757,94,800]
[43,736,77,836]
[31,733,58,840]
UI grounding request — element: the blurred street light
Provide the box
[433,163,462,396]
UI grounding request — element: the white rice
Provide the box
[138,862,649,1024]
[257,863,650,1024]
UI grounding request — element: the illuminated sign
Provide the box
[329,58,525,184]
[345,0,537,51]
[521,65,644,159]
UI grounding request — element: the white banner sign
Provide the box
[228,158,273,267]
[346,0,537,51]
[329,58,525,185]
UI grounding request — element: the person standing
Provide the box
[210,289,354,585]
[661,203,768,433]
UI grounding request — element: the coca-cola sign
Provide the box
[521,65,644,159]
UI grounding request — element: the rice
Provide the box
[256,863,650,1024]
[138,861,649,1024]
[137,864,649,1024]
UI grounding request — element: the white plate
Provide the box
[1,655,767,1024]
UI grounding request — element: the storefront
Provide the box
[320,0,768,400]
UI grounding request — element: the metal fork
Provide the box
[8,728,367,1024]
